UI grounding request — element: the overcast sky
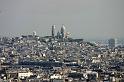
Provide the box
[0,0,124,39]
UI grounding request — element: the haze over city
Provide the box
[1,1,124,82]
[0,0,124,39]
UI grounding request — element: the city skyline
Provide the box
[0,0,124,39]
